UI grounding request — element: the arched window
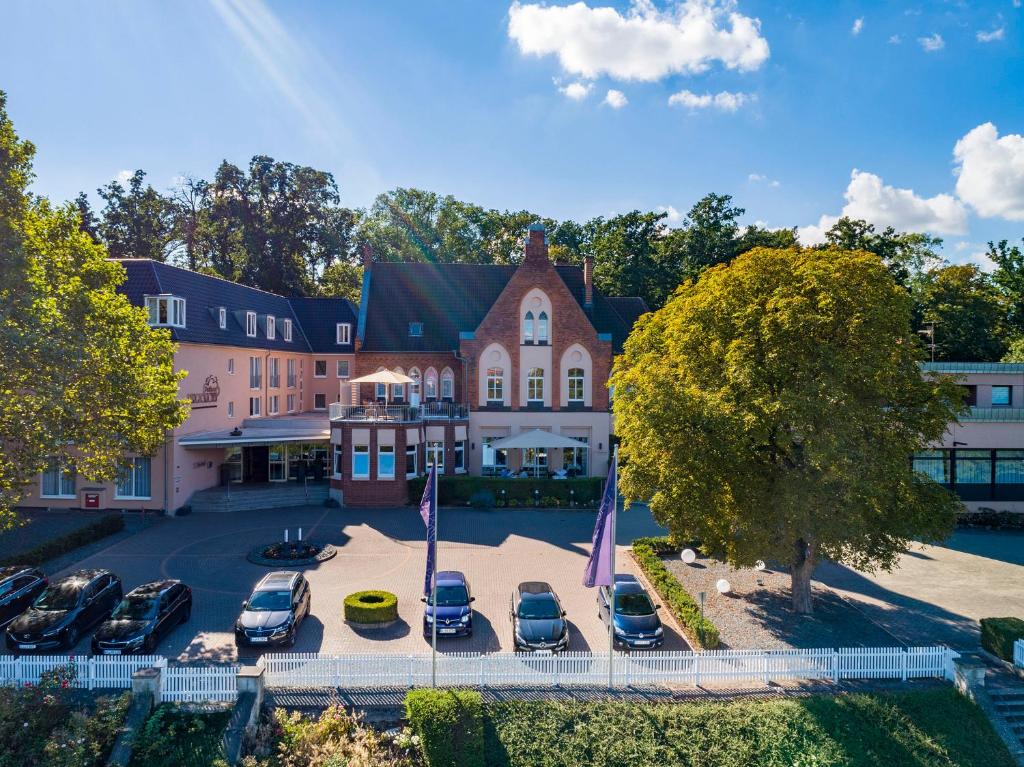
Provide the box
[424,368,438,400]
[486,367,503,402]
[441,368,455,400]
[523,311,534,343]
[567,368,585,403]
[409,367,421,399]
[527,367,544,402]
[538,311,549,343]
[375,367,386,401]
[392,367,405,401]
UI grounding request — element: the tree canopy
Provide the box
[611,246,964,613]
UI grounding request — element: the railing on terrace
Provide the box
[329,402,468,422]
[1015,639,1024,670]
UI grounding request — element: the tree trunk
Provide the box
[790,537,816,614]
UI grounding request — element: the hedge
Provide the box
[407,475,603,508]
[980,617,1024,662]
[405,689,484,767]
[343,590,398,624]
[631,536,720,649]
[959,510,1024,530]
[0,514,125,568]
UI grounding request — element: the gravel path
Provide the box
[661,551,900,649]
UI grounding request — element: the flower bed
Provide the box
[246,541,336,566]
[344,590,399,626]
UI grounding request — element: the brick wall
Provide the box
[351,352,466,404]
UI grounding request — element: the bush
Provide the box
[129,705,231,767]
[343,590,399,624]
[0,514,124,568]
[407,476,602,508]
[405,689,484,767]
[959,509,1024,530]
[981,617,1024,661]
[469,490,495,509]
[631,537,720,649]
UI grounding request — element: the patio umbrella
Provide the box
[348,369,415,404]
[489,429,591,478]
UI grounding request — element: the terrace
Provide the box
[328,401,468,423]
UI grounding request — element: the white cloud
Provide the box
[558,80,593,100]
[851,17,864,35]
[668,89,750,111]
[888,34,902,44]
[954,122,1024,221]
[748,173,780,187]
[657,204,683,223]
[507,0,770,82]
[918,33,944,52]
[603,89,628,108]
[976,27,1005,43]
[798,169,968,244]
[115,169,133,187]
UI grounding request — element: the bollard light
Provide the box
[681,548,696,565]
[716,579,731,594]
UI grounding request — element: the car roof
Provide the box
[614,574,639,584]
[517,581,555,596]
[125,580,180,598]
[55,568,110,586]
[614,580,647,595]
[436,570,466,584]
[0,566,38,581]
[256,571,299,589]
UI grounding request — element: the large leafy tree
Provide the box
[987,238,1024,338]
[915,264,1006,361]
[587,211,676,310]
[0,92,188,525]
[820,217,943,289]
[612,247,963,613]
[97,169,175,261]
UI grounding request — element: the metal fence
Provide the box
[1015,639,1024,670]
[263,647,956,689]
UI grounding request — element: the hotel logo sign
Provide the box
[188,375,221,409]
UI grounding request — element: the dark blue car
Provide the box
[421,570,474,639]
[597,574,664,650]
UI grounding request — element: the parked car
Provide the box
[6,569,122,652]
[0,566,48,630]
[421,571,474,638]
[510,581,569,652]
[234,571,310,648]
[92,580,192,655]
[597,574,664,650]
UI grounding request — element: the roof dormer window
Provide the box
[145,295,186,329]
[409,322,423,337]
[283,318,292,342]
[218,307,227,329]
[267,315,276,340]
[246,311,257,337]
[337,322,351,345]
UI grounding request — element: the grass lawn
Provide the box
[482,688,1014,767]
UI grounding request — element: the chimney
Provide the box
[583,255,594,307]
[523,223,549,265]
[360,243,373,272]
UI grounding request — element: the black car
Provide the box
[235,571,310,648]
[6,569,122,652]
[511,581,569,652]
[91,580,192,655]
[597,574,664,650]
[0,567,47,630]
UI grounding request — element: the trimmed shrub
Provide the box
[405,689,484,767]
[981,617,1024,661]
[343,590,399,624]
[631,537,720,649]
[959,510,1024,530]
[469,490,495,509]
[407,476,602,508]
[0,514,124,568]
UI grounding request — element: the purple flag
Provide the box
[583,458,616,588]
[420,466,437,596]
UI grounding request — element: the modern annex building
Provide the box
[19,225,646,512]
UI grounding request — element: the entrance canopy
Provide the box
[179,424,329,449]
[489,429,590,451]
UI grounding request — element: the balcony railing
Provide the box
[329,402,468,423]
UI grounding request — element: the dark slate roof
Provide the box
[360,261,647,353]
[115,259,355,353]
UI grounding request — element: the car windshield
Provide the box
[33,583,81,611]
[518,596,561,620]
[112,596,157,621]
[429,585,468,606]
[615,592,655,616]
[246,590,291,611]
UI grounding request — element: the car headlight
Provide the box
[654,626,663,636]
[460,614,470,624]
[514,631,525,644]
[41,626,64,637]
[424,614,434,623]
[270,620,292,636]
[125,635,146,647]
[613,626,626,637]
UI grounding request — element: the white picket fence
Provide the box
[263,646,956,689]
[1014,639,1024,669]
[0,654,166,690]
[163,664,239,702]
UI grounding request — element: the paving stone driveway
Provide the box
[24,504,687,662]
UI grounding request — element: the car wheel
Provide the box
[286,627,296,648]
[64,625,79,649]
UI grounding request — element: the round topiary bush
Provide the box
[344,590,399,626]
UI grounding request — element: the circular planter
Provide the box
[246,541,337,567]
[344,590,399,629]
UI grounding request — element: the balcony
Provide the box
[329,401,468,423]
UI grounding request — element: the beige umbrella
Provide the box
[348,369,415,404]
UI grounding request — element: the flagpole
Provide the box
[431,466,439,688]
[608,444,618,690]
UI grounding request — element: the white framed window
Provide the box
[538,311,549,343]
[427,440,444,472]
[523,311,534,343]
[249,397,261,417]
[266,315,276,340]
[249,356,262,389]
[314,393,327,410]
[246,311,257,337]
[287,394,296,412]
[218,307,227,329]
[567,368,585,403]
[287,359,296,388]
[409,368,421,399]
[454,441,465,473]
[268,357,280,388]
[527,367,544,402]
[336,323,351,345]
[409,322,423,337]
[375,382,386,400]
[227,357,235,375]
[314,360,327,378]
[565,437,588,476]
[269,395,279,415]
[406,444,417,478]
[486,367,503,402]
[441,369,454,400]
[352,444,370,479]
[227,401,234,418]
[145,295,186,328]
[282,318,292,342]
[425,370,438,400]
[481,436,507,476]
[337,360,350,379]
[378,445,395,479]
[333,445,344,478]
[40,457,75,498]
[393,382,405,401]
[115,456,151,500]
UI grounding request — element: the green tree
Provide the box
[586,211,676,310]
[915,264,1006,361]
[73,192,101,243]
[1002,337,1024,363]
[734,223,798,254]
[611,247,963,613]
[317,260,363,303]
[820,217,943,288]
[97,169,175,261]
[0,92,188,524]
[987,238,1024,337]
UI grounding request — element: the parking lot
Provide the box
[11,504,688,662]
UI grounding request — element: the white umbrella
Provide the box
[489,430,591,478]
[348,369,415,406]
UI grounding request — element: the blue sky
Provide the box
[2,0,1022,265]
